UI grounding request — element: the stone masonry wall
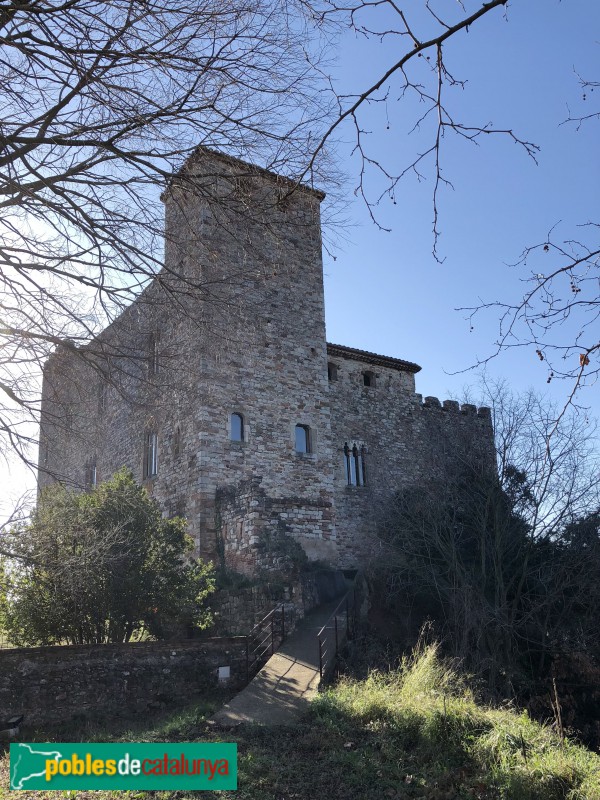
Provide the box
[160,149,337,562]
[0,638,246,728]
[209,571,349,635]
[215,478,334,575]
[209,584,288,635]
[327,353,494,568]
[38,149,338,566]
[37,148,497,576]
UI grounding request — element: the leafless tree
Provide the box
[301,0,536,250]
[301,0,597,406]
[0,0,334,475]
[484,378,600,537]
[1,0,597,487]
[376,381,600,691]
[462,229,599,402]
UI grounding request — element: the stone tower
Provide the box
[38,148,495,574]
[39,149,338,568]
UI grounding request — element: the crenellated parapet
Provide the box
[418,395,492,419]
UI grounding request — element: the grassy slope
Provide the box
[1,645,599,800]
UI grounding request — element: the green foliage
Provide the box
[312,645,600,800]
[2,468,215,645]
[0,557,9,641]
[1,644,599,799]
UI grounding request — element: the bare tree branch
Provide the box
[0,0,337,470]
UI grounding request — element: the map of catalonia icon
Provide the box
[10,742,237,790]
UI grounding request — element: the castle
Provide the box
[38,149,495,575]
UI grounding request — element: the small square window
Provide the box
[363,371,376,388]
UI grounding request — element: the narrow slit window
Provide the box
[230,413,244,442]
[149,333,160,374]
[327,362,338,382]
[277,189,292,212]
[295,424,311,454]
[85,459,97,489]
[144,431,158,478]
[64,407,74,430]
[98,380,108,414]
[173,426,182,458]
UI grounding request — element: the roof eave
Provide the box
[326,342,421,374]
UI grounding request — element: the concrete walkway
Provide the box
[209,598,347,728]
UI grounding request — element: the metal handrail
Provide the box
[316,576,361,681]
[245,602,294,681]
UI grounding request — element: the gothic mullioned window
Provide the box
[344,443,367,486]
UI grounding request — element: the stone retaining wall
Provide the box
[210,583,288,635]
[0,637,246,727]
[210,570,350,635]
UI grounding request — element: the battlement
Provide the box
[418,395,492,419]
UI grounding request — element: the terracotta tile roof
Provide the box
[326,343,421,374]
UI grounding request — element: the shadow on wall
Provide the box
[301,568,349,611]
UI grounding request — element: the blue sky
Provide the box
[322,0,599,417]
[1,0,598,518]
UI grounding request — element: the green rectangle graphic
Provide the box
[10,742,237,790]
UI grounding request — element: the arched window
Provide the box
[344,443,367,486]
[295,424,311,454]
[230,413,244,442]
[143,431,158,478]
